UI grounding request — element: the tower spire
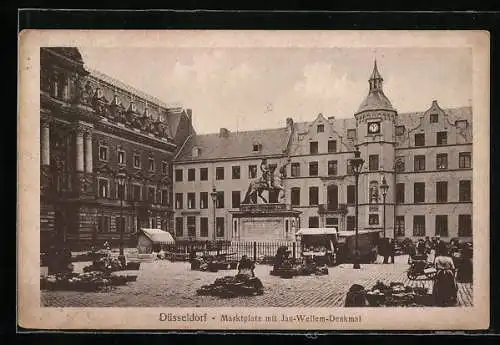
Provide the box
[369,59,383,91]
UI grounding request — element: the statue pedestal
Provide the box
[230,203,302,242]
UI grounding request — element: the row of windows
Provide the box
[308,140,338,154]
[306,214,472,237]
[396,180,471,204]
[396,152,471,172]
[175,191,242,209]
[175,216,225,238]
[176,166,260,182]
[98,145,169,174]
[394,126,468,145]
[95,215,138,233]
[97,178,170,205]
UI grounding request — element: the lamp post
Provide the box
[350,146,365,269]
[210,187,217,253]
[116,169,127,267]
[380,176,389,239]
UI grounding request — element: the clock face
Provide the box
[368,122,380,134]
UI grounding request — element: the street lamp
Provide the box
[380,176,389,239]
[210,187,218,251]
[350,146,365,269]
[116,169,127,267]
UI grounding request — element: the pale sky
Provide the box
[79,47,472,134]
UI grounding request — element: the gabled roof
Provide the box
[174,127,291,162]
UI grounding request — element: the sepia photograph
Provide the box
[18,30,490,330]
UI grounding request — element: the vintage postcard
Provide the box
[18,30,490,330]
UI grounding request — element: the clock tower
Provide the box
[353,60,397,237]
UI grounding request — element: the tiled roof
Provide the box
[175,127,291,162]
[357,90,394,113]
[397,106,472,128]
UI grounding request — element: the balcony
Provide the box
[318,203,348,215]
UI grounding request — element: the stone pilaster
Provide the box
[84,127,93,173]
[41,115,51,166]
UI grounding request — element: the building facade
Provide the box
[173,61,473,242]
[40,48,193,250]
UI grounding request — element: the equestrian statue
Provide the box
[241,158,291,204]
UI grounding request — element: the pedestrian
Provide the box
[432,241,458,307]
[237,255,256,278]
[417,239,426,256]
[382,238,389,264]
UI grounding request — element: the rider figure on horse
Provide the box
[260,158,274,188]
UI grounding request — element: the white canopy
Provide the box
[140,228,175,244]
[295,227,338,236]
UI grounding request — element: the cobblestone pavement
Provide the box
[41,255,473,308]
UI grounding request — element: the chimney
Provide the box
[219,128,230,138]
[186,108,192,119]
[286,117,294,130]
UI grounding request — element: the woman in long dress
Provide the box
[432,241,458,307]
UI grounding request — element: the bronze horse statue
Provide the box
[241,160,289,204]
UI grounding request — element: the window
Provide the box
[435,215,448,237]
[118,150,126,165]
[437,131,447,145]
[216,217,225,237]
[436,182,448,203]
[458,215,472,237]
[414,182,425,203]
[291,187,300,206]
[413,215,426,237]
[395,216,405,237]
[395,126,405,136]
[309,141,318,154]
[309,187,319,205]
[459,152,471,169]
[248,165,257,179]
[456,120,468,129]
[414,155,426,171]
[317,124,324,133]
[326,218,338,228]
[309,162,318,176]
[232,191,241,209]
[115,216,125,233]
[347,160,354,175]
[161,189,169,206]
[99,146,108,161]
[346,216,356,231]
[187,192,196,209]
[200,192,208,209]
[97,179,109,198]
[396,183,405,203]
[347,129,356,140]
[132,184,142,201]
[459,180,471,202]
[328,140,337,153]
[116,181,126,199]
[395,157,405,172]
[175,217,183,237]
[252,144,261,152]
[175,193,183,209]
[430,114,439,123]
[369,155,379,171]
[436,153,448,170]
[162,161,168,174]
[148,186,156,203]
[200,217,209,237]
[188,168,195,181]
[216,167,224,180]
[328,160,338,176]
[216,191,224,208]
[369,214,379,225]
[200,167,208,181]
[133,154,141,168]
[308,217,319,228]
[98,216,110,233]
[187,216,196,237]
[232,166,241,179]
[346,185,355,205]
[415,133,425,147]
[175,169,183,182]
[291,163,300,177]
[148,158,155,172]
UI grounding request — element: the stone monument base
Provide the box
[230,203,302,242]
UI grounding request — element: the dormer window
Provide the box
[252,144,262,152]
[317,124,324,133]
[192,147,201,158]
[430,114,439,123]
